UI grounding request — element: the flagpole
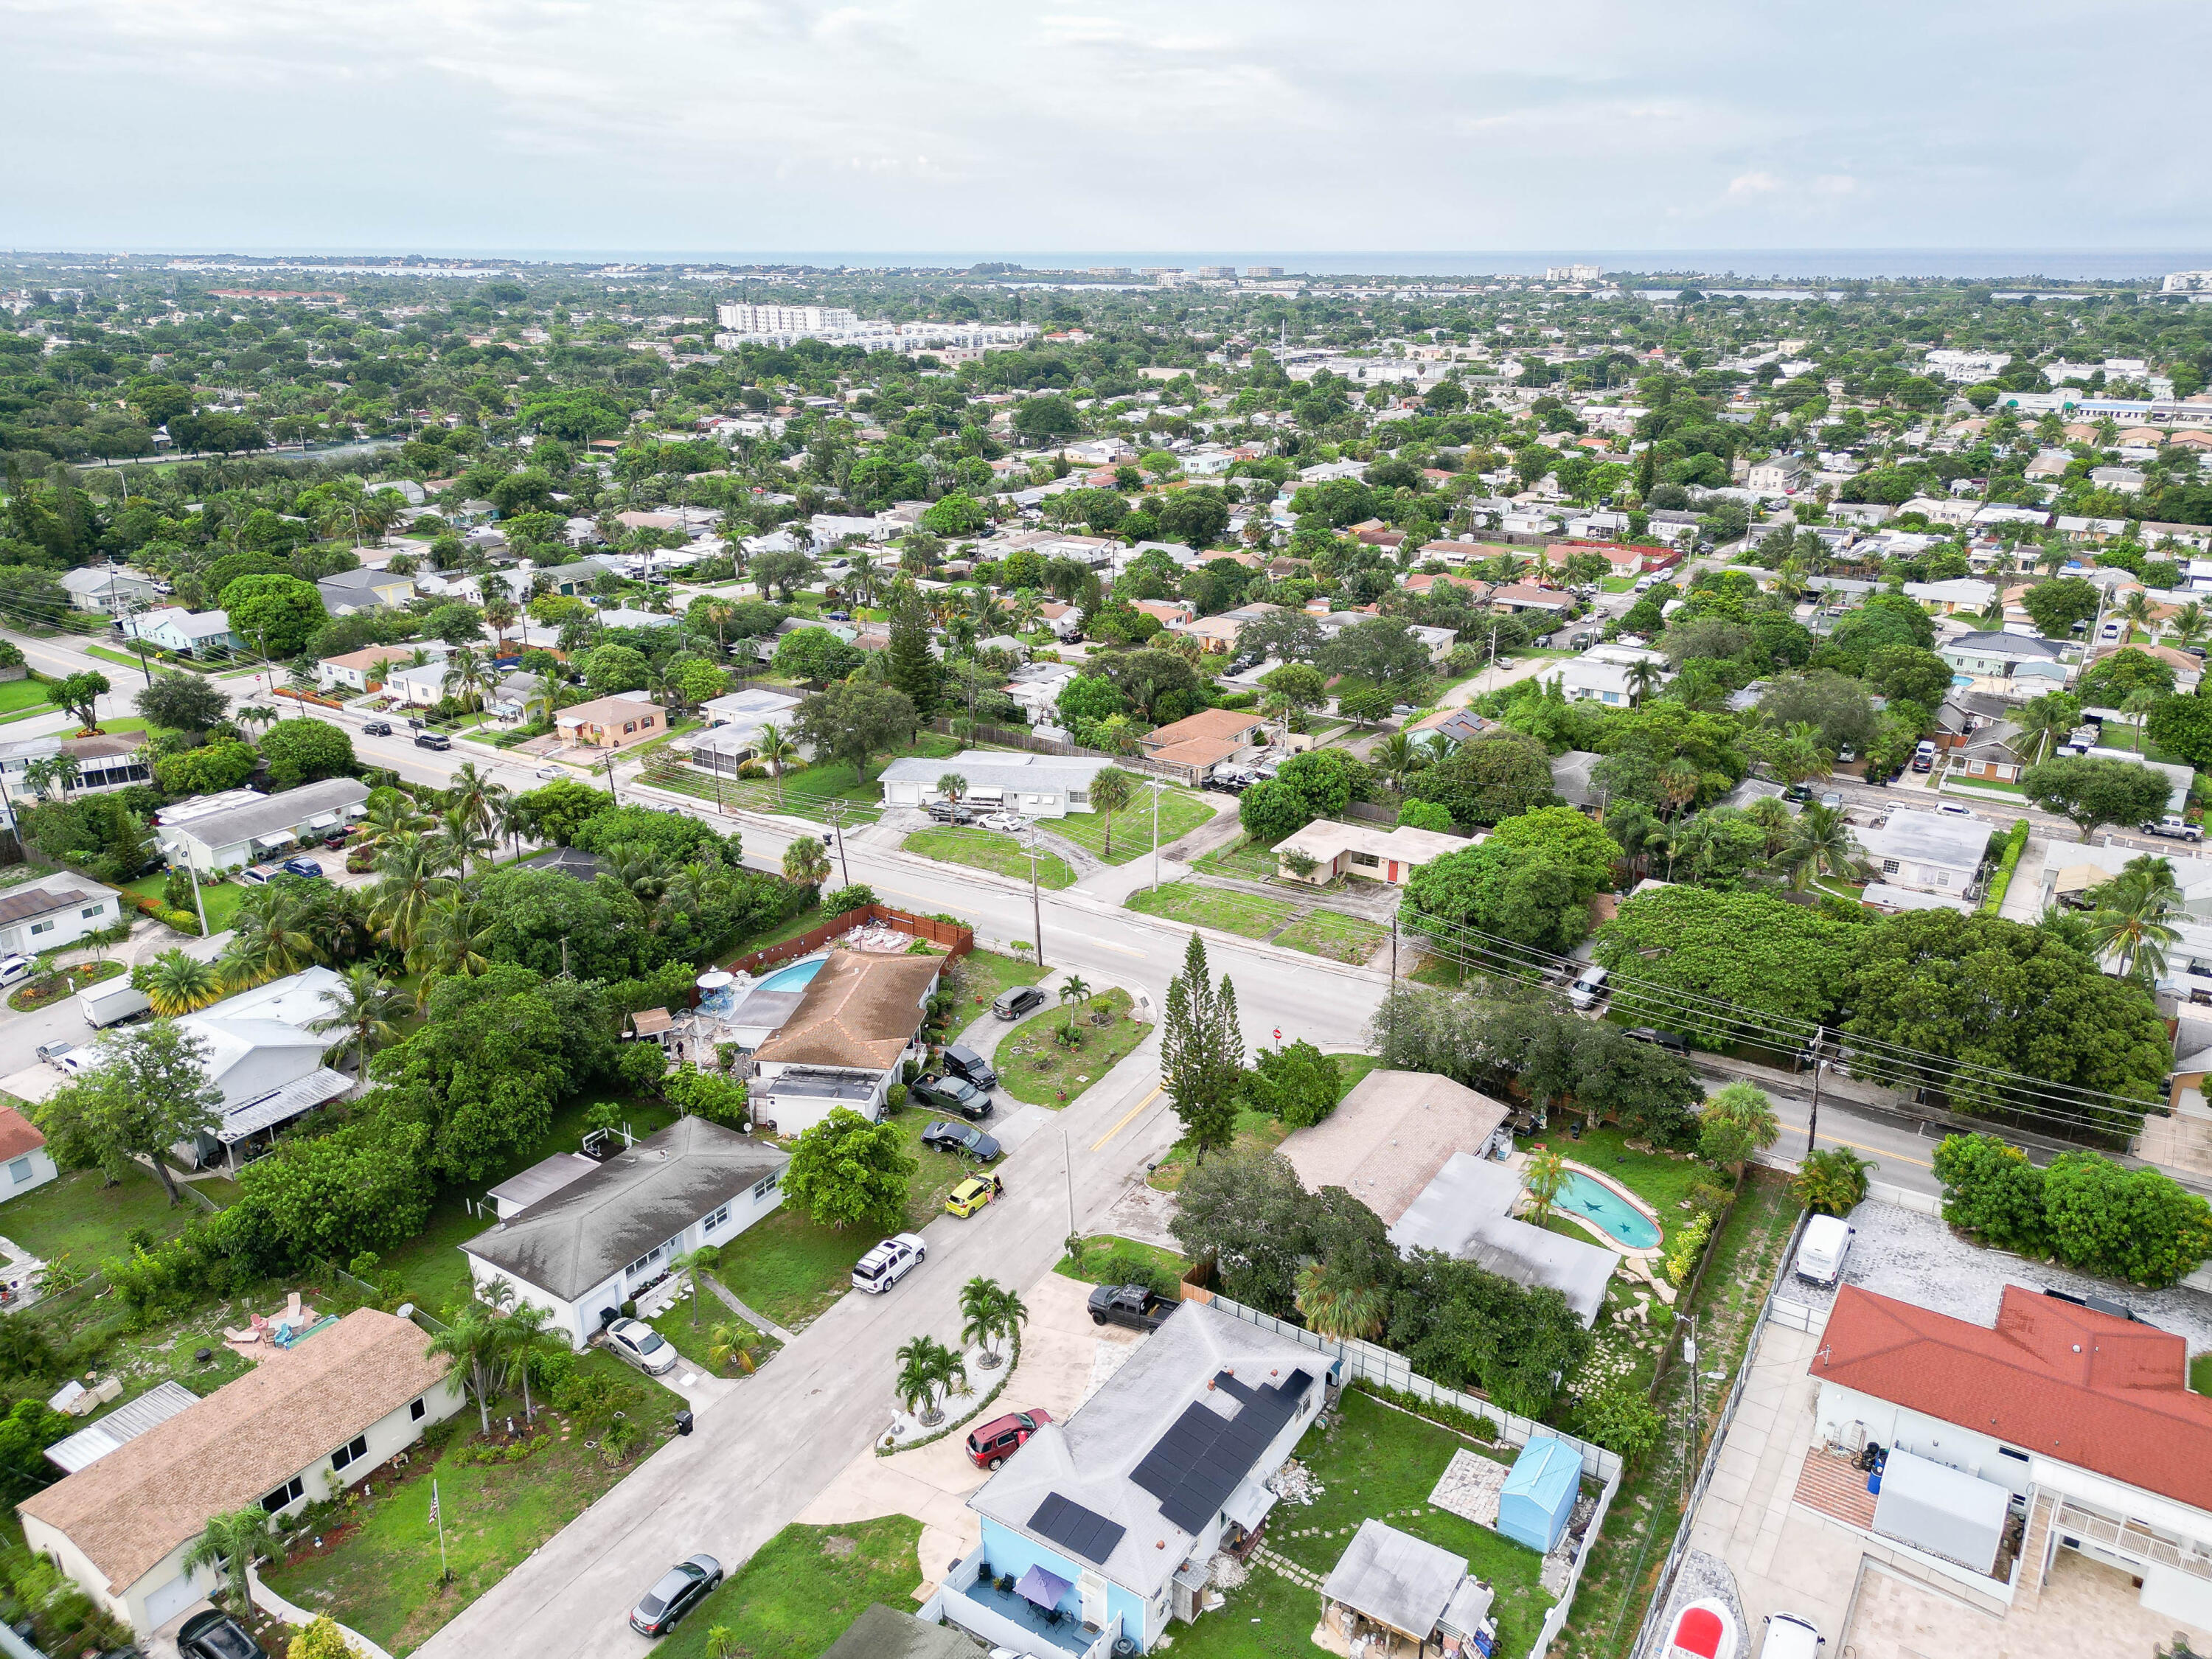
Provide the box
[432,1478,450,1583]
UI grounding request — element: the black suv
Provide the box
[177,1611,259,1659]
[1088,1283,1175,1332]
[922,1119,1002,1160]
[926,800,976,825]
[911,1071,991,1119]
[362,720,393,737]
[941,1042,998,1091]
[414,731,452,751]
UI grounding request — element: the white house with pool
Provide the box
[1279,1069,1658,1325]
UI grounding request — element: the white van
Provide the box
[1568,964,1610,1010]
[1794,1214,1854,1287]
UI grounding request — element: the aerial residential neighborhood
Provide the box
[1,10,2210,1659]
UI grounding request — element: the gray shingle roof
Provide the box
[167,779,369,850]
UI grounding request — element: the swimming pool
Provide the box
[1543,1170,1661,1249]
[757,955,829,994]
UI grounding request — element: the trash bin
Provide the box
[675,1409,695,1437]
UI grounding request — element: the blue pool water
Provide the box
[1543,1171,1661,1249]
[757,956,829,994]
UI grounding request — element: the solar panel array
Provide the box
[1029,1492,1127,1564]
[1130,1368,1315,1534]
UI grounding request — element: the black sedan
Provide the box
[178,1610,260,1659]
[922,1119,1003,1161]
[910,1071,991,1119]
[629,1553,723,1638]
[1088,1283,1175,1332]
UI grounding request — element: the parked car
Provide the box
[925,800,976,825]
[824,609,851,622]
[414,731,451,750]
[1568,963,1610,1011]
[177,1610,260,1659]
[1834,745,1855,765]
[362,720,393,737]
[979,810,1026,832]
[994,984,1048,1020]
[852,1232,926,1294]
[279,857,326,879]
[605,1316,679,1377]
[1783,782,1812,803]
[1759,1613,1825,1659]
[965,1409,1051,1470]
[1088,1283,1175,1333]
[2143,814,2205,843]
[946,1172,1004,1218]
[940,1042,998,1091]
[1933,801,1976,818]
[1818,790,1843,813]
[627,1554,723,1638]
[1793,1215,1854,1287]
[34,1040,72,1067]
[921,1119,1001,1161]
[910,1072,991,1120]
[1910,740,1936,773]
[1624,1027,1688,1054]
[0,956,31,988]
[321,831,350,849]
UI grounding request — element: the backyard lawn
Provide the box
[261,1351,684,1656]
[992,989,1151,1107]
[0,1164,199,1271]
[121,871,250,935]
[902,827,1076,889]
[1124,880,1295,938]
[654,1517,922,1659]
[1275,908,1389,964]
[1171,1389,1555,1659]
[1526,1124,1719,1254]
[1051,788,1220,865]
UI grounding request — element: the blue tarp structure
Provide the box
[1498,1436,1579,1553]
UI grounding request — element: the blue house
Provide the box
[946,1300,1332,1657]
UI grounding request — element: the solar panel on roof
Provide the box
[1130,1368,1317,1534]
[1029,1492,1127,1565]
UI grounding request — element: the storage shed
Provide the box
[1871,1447,2010,1576]
[1498,1436,1580,1553]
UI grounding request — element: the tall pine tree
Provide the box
[883,582,941,719]
[1161,932,1244,1164]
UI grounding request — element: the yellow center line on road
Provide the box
[1814,1132,1930,1169]
[1092,1085,1164,1152]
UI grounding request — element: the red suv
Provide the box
[966,1409,1051,1470]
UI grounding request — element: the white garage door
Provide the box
[142,1571,202,1630]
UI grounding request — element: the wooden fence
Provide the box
[720,903,974,979]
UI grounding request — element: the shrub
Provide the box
[1094,1248,1176,1297]
[1576,1379,1666,1463]
[822,883,877,914]
[886,1083,908,1110]
[1793,1147,1874,1217]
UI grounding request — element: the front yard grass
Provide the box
[644,1295,778,1376]
[1171,1388,1554,1659]
[1124,880,1295,937]
[1275,908,1388,964]
[261,1352,683,1656]
[1148,1106,1290,1192]
[0,678,53,720]
[647,734,966,823]
[0,1164,197,1273]
[991,989,1152,1107]
[121,871,249,935]
[654,1517,922,1659]
[942,947,1048,1020]
[1192,836,1283,883]
[1332,1053,1382,1099]
[1052,789,1219,865]
[1055,1234,1189,1287]
[5,958,123,1011]
[902,827,1076,889]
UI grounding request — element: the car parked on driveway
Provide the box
[852,1232,926,1294]
[980,810,1026,832]
[628,1554,723,1638]
[34,1041,72,1067]
[1087,1283,1175,1332]
[910,1071,990,1119]
[279,857,326,879]
[178,1609,260,1659]
[926,800,976,825]
[946,1172,1004,1217]
[604,1316,679,1377]
[940,1043,998,1091]
[994,984,1047,1020]
[0,956,30,989]
[965,1408,1051,1470]
[921,1119,1001,1161]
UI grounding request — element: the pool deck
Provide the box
[1502,1150,1666,1264]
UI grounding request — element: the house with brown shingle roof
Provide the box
[19,1310,461,1637]
[751,951,942,1136]
[1134,708,1271,780]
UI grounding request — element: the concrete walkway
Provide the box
[2000,834,2050,921]
[701,1272,798,1345]
[250,1562,397,1659]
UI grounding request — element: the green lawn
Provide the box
[0,1164,198,1273]
[992,989,1152,1107]
[1275,908,1389,964]
[902,827,1076,888]
[711,1207,874,1332]
[942,947,1048,1019]
[2194,1353,2212,1396]
[644,734,967,823]
[1170,1390,1554,1659]
[1124,881,1295,937]
[1193,837,1284,882]
[261,1352,683,1655]
[121,872,249,935]
[654,1517,922,1659]
[1149,1106,1291,1192]
[1528,1125,1720,1254]
[1332,1053,1382,1099]
[0,678,53,719]
[4,957,123,1012]
[1051,789,1219,865]
[1056,1234,1189,1287]
[644,1294,776,1376]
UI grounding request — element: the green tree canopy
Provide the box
[257,717,355,788]
[1402,731,1558,828]
[223,574,327,657]
[2021,754,2175,841]
[782,1106,917,1229]
[1594,885,1861,1048]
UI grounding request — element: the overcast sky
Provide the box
[4,0,2205,257]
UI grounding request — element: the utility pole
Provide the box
[186,860,209,937]
[1150,776,1164,892]
[1804,1023,1826,1158]
[1025,832,1046,968]
[602,750,619,805]
[828,800,851,888]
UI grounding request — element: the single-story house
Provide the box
[746,951,943,1137]
[382,660,461,707]
[462,1117,790,1350]
[18,1310,462,1638]
[828,1604,985,1659]
[1538,644,1671,707]
[1002,663,1079,725]
[60,566,160,615]
[597,607,681,631]
[956,1298,1327,1653]
[878,751,1112,818]
[1854,810,1991,900]
[1389,1152,1620,1326]
[1551,750,1604,812]
[0,1105,58,1202]
[154,779,370,874]
[1489,583,1574,617]
[1938,630,2069,688]
[319,644,440,695]
[315,568,417,616]
[700,686,804,732]
[529,559,613,597]
[1136,709,1271,779]
[116,608,243,658]
[554,695,662,749]
[1273,819,1466,886]
[156,967,357,1169]
[0,732,151,813]
[0,872,120,959]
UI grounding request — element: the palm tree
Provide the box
[442,646,495,713]
[1624,658,1664,707]
[2119,588,2155,641]
[783,837,831,888]
[181,1506,270,1610]
[1522,1146,1570,1226]
[1087,767,1137,859]
[1294,1256,1391,1344]
[1370,732,1422,794]
[309,961,406,1076]
[1781,802,1866,891]
[358,793,432,849]
[483,595,520,653]
[961,1276,1008,1371]
[137,947,222,1016]
[936,771,970,807]
[220,884,318,988]
[447,762,499,841]
[2168,601,2208,653]
[433,807,498,883]
[703,599,736,661]
[406,895,493,1005]
[2011,692,2082,766]
[427,1302,507,1436]
[1701,1082,1781,1169]
[894,1334,959,1426]
[706,1320,764,1376]
[1057,973,1093,1011]
[754,723,798,805]
[1656,760,1702,820]
[234,705,278,744]
[2089,854,2183,980]
[371,832,451,950]
[497,1299,562,1422]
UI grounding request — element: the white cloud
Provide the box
[1728,172,1784,199]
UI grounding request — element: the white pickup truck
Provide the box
[2140,815,2204,844]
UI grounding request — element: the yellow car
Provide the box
[946,1172,1004,1218]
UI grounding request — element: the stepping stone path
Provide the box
[1254,1548,1325,1592]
